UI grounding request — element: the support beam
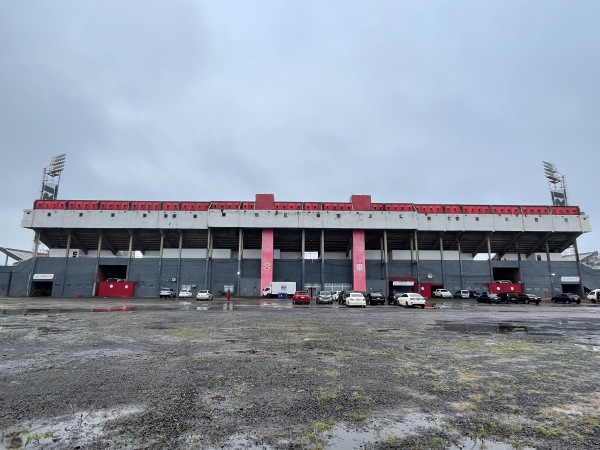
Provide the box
[526,232,553,258]
[98,230,117,255]
[128,229,145,254]
[471,232,492,258]
[558,233,581,253]
[64,229,88,255]
[496,232,522,259]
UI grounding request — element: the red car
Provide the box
[292,290,310,305]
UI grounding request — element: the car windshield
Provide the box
[320,291,331,295]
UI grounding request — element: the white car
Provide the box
[345,292,366,308]
[432,288,452,298]
[397,293,426,308]
[178,289,193,299]
[587,289,600,302]
[196,290,214,301]
[159,287,176,299]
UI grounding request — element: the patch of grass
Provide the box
[314,419,335,432]
[379,432,403,448]
[350,412,367,423]
[535,426,564,436]
[315,386,342,409]
[451,401,474,411]
[25,429,55,445]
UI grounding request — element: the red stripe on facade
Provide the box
[261,229,274,291]
[352,229,366,291]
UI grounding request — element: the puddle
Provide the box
[438,322,528,334]
[204,413,535,449]
[0,405,144,449]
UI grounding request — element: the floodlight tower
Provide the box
[39,153,67,200]
[542,161,568,206]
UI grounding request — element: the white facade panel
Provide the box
[162,248,181,258]
[181,249,207,258]
[365,250,382,260]
[212,249,232,259]
[492,215,524,232]
[391,250,412,260]
[243,249,261,259]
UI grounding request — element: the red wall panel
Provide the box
[352,229,366,292]
[255,194,275,210]
[261,229,274,292]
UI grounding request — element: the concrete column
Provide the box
[320,229,325,290]
[237,228,243,295]
[301,229,306,291]
[157,233,164,295]
[457,240,464,289]
[439,236,445,288]
[176,231,183,293]
[205,228,212,290]
[546,241,553,296]
[414,230,421,294]
[26,229,41,297]
[487,236,493,282]
[573,241,582,295]
[383,230,389,297]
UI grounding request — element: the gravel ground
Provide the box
[1,299,600,450]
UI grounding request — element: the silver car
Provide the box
[196,290,214,301]
[316,291,333,304]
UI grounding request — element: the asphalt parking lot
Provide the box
[1,296,600,450]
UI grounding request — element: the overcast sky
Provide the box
[1,1,599,255]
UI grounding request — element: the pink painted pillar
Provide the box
[261,229,274,291]
[352,229,366,291]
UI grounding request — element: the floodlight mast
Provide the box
[542,160,568,206]
[39,153,67,200]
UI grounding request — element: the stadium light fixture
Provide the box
[542,161,562,184]
[47,153,67,177]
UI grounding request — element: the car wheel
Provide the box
[421,304,425,309]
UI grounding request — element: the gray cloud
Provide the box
[1,0,599,252]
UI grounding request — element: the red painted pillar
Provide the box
[352,229,366,291]
[261,229,274,292]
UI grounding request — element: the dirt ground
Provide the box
[1,298,600,450]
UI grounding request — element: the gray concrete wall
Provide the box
[1,257,598,299]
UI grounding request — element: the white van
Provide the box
[586,289,600,302]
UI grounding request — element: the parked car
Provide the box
[551,293,581,304]
[367,291,386,305]
[498,292,519,304]
[516,293,541,305]
[178,289,193,299]
[477,292,501,303]
[396,292,426,308]
[469,291,480,299]
[316,291,333,304]
[345,292,366,307]
[196,290,214,301]
[159,287,176,299]
[453,290,470,299]
[586,289,600,303]
[292,290,311,305]
[337,291,348,305]
[432,289,453,299]
[567,293,581,303]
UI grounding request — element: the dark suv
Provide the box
[516,293,541,305]
[498,292,518,304]
[367,291,385,305]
